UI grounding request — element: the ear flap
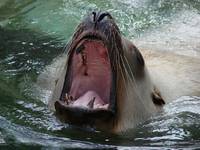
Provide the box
[152,88,165,106]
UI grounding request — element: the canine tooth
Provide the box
[87,97,95,108]
[65,93,69,99]
[64,93,69,104]
[65,93,74,104]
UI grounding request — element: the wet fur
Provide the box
[111,38,200,132]
[111,38,163,132]
[39,35,200,133]
[142,49,200,101]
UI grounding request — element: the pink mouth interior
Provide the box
[66,40,112,109]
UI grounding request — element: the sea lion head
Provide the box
[52,11,165,132]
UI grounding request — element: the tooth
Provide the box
[65,93,69,100]
[87,97,95,108]
[76,44,85,54]
[64,93,69,104]
[65,93,74,105]
[96,104,109,109]
[103,104,109,109]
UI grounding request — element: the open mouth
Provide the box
[55,33,115,124]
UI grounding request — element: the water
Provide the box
[0,0,200,149]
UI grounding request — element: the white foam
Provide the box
[134,10,200,57]
[0,131,5,144]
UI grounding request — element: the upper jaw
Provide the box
[72,30,108,50]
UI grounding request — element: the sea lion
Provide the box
[49,11,200,133]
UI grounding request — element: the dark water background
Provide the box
[0,0,200,149]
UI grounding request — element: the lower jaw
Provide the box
[54,100,114,126]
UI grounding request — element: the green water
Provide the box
[0,0,200,149]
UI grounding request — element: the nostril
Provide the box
[92,11,96,22]
[97,12,112,22]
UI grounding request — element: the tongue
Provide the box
[72,91,109,109]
